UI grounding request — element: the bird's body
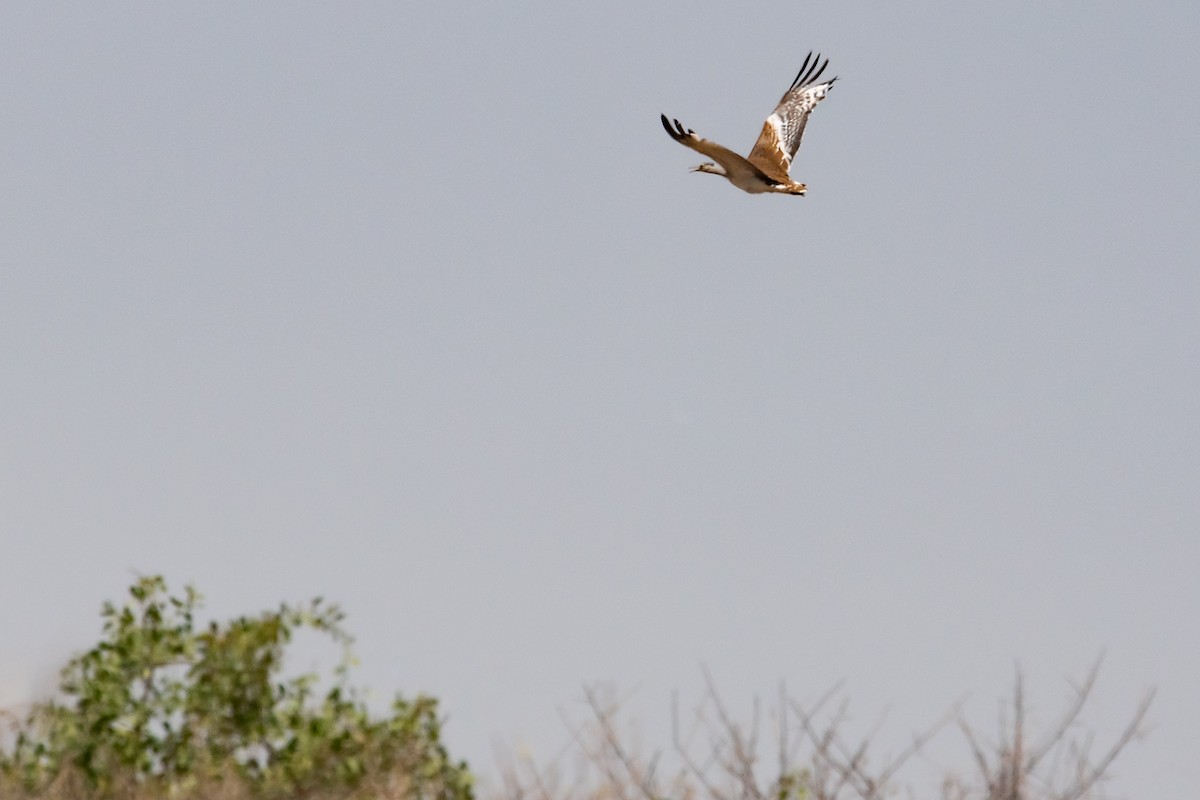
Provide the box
[661,53,837,196]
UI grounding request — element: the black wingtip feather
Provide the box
[661,116,694,143]
[808,58,829,86]
[791,51,813,90]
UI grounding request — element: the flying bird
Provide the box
[661,53,837,196]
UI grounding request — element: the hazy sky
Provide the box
[3,2,1198,796]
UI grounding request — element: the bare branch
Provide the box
[492,664,1151,800]
[945,660,1154,800]
[873,710,954,789]
[673,688,729,800]
[1054,687,1155,800]
[955,713,997,797]
[699,667,763,800]
[1027,656,1103,772]
[571,686,660,800]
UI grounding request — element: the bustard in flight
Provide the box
[661,53,837,196]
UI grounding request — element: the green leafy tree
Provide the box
[0,576,473,800]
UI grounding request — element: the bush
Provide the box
[0,576,473,800]
[497,665,1153,800]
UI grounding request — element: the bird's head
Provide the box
[690,162,726,176]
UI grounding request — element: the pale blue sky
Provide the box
[2,2,1198,796]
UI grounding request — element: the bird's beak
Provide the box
[688,165,702,173]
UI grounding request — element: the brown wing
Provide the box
[660,114,772,180]
[746,53,837,180]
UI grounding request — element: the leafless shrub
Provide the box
[495,662,1152,800]
[495,671,944,800]
[949,658,1155,800]
[494,685,677,800]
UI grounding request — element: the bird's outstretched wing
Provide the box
[660,114,766,178]
[746,53,836,181]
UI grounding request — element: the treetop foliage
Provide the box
[0,576,473,800]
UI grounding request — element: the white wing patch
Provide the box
[746,54,836,180]
[765,114,790,168]
[776,82,833,160]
